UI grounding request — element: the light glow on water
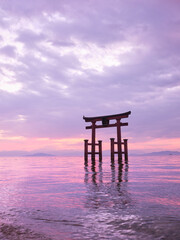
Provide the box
[0,155,180,239]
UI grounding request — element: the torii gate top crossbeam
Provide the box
[83,111,131,122]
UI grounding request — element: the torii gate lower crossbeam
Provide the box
[83,111,131,163]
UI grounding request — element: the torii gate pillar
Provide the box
[83,111,131,163]
[91,121,96,160]
[116,119,122,160]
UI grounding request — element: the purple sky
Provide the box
[0,0,180,154]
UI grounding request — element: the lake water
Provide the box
[0,155,179,239]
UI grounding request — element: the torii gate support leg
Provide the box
[110,138,115,162]
[98,140,102,162]
[84,139,88,164]
[124,139,128,163]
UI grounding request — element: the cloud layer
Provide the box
[0,0,180,152]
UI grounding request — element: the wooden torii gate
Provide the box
[83,111,131,162]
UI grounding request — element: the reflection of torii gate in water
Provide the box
[83,111,131,162]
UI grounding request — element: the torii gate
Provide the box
[83,111,131,162]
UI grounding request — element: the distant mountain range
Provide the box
[0,150,179,157]
[0,150,81,157]
[140,151,180,156]
[24,153,55,157]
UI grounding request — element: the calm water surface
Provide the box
[0,155,179,239]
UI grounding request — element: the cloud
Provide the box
[0,0,179,152]
[0,45,16,57]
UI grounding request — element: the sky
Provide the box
[0,0,179,156]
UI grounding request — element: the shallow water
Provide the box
[0,155,179,239]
